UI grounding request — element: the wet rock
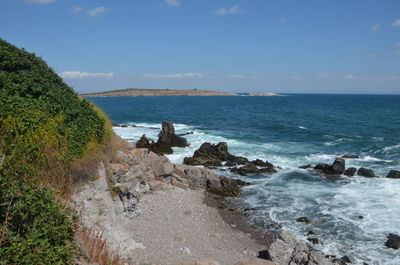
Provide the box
[385,233,400,249]
[296,217,312,224]
[331,256,352,265]
[341,154,359,159]
[157,120,188,148]
[183,142,248,166]
[358,215,364,220]
[387,170,400,179]
[357,168,375,178]
[307,230,316,235]
[344,167,357,177]
[230,164,276,176]
[315,158,345,175]
[307,237,319,244]
[299,164,313,169]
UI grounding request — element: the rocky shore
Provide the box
[73,121,353,265]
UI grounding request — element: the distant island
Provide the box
[82,88,238,97]
[81,88,281,97]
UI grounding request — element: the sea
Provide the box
[88,94,400,265]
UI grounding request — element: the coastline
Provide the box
[73,130,338,265]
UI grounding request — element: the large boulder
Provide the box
[387,170,400,179]
[183,142,237,166]
[157,120,188,148]
[315,158,345,175]
[357,168,375,178]
[136,121,189,155]
[230,164,276,176]
[385,233,400,249]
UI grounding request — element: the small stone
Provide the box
[385,233,400,249]
[296,217,311,224]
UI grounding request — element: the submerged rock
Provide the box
[296,217,312,224]
[299,164,313,169]
[344,167,357,177]
[230,164,276,176]
[307,237,320,244]
[357,168,375,178]
[385,233,400,249]
[341,154,359,159]
[387,170,400,179]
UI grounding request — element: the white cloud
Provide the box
[87,6,109,17]
[213,5,244,16]
[279,18,287,23]
[225,74,256,79]
[143,73,203,79]
[392,18,400,27]
[367,53,376,58]
[371,23,381,32]
[343,74,356,80]
[24,0,55,4]
[59,71,114,79]
[317,73,335,79]
[164,0,180,7]
[72,6,84,13]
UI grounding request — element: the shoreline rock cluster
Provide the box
[183,142,277,176]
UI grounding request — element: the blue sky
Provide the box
[1,0,400,94]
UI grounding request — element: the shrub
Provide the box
[0,39,112,264]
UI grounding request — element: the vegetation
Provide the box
[0,39,112,264]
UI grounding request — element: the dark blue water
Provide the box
[89,94,400,265]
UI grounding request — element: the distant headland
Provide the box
[81,88,281,97]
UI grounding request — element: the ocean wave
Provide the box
[298,126,308,130]
[384,143,400,151]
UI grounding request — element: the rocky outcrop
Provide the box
[385,233,400,249]
[387,170,400,179]
[136,121,188,155]
[267,231,334,265]
[184,142,277,175]
[357,168,375,178]
[184,142,247,166]
[314,158,345,175]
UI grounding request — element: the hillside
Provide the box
[82,88,238,97]
[0,39,112,264]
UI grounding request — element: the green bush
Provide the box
[0,39,111,264]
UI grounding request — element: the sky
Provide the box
[1,0,400,94]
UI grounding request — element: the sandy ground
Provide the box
[74,164,265,265]
[129,188,264,265]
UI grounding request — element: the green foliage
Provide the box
[0,39,112,264]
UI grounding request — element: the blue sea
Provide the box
[89,94,400,265]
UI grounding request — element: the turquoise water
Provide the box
[89,94,400,265]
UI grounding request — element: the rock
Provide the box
[315,158,345,175]
[315,164,330,172]
[183,142,233,166]
[307,230,316,235]
[235,258,278,265]
[299,164,312,169]
[307,237,319,244]
[387,170,400,179]
[136,134,171,155]
[184,260,220,265]
[358,215,364,220]
[149,156,174,177]
[331,256,352,265]
[268,231,334,265]
[157,120,188,148]
[341,154,359,159]
[114,150,129,163]
[230,164,276,176]
[357,168,375,178]
[206,175,246,197]
[296,217,311,224]
[385,233,400,249]
[344,167,357,177]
